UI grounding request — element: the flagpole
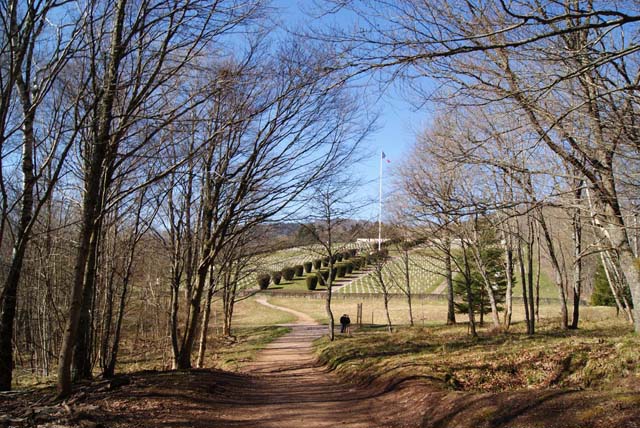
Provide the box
[378,150,382,251]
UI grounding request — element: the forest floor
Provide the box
[1,299,639,428]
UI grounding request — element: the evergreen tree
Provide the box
[591,261,633,308]
[453,230,510,324]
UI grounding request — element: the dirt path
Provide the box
[233,296,414,427]
[5,298,638,428]
[89,297,423,428]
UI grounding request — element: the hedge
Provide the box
[313,259,322,270]
[305,274,318,290]
[317,269,329,285]
[294,264,304,277]
[351,257,362,270]
[257,273,270,290]
[270,271,282,285]
[282,267,296,281]
[345,261,354,274]
[303,261,313,273]
[336,263,346,278]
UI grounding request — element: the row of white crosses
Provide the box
[336,255,445,295]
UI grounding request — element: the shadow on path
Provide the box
[95,297,422,428]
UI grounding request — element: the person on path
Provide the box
[339,314,351,334]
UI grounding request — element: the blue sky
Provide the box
[273,0,431,221]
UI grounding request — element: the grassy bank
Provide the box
[313,309,639,393]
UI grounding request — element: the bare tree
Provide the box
[57,0,264,397]
[160,36,370,367]
[0,0,81,391]
[316,0,640,332]
[299,173,368,341]
[370,250,394,333]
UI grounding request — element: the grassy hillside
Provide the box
[314,310,638,393]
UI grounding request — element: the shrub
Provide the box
[305,274,318,290]
[257,273,270,290]
[345,261,354,274]
[350,257,360,270]
[322,257,330,267]
[303,261,313,273]
[330,267,338,281]
[294,264,304,277]
[336,253,343,262]
[282,267,295,281]
[313,259,322,270]
[379,248,389,258]
[336,263,346,278]
[270,271,282,285]
[317,269,329,285]
[349,249,357,257]
[342,251,351,260]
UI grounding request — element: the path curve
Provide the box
[89,297,425,428]
[230,296,417,427]
[254,295,318,325]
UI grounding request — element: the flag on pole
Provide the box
[382,151,390,163]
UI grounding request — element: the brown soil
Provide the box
[88,298,425,427]
[2,299,639,427]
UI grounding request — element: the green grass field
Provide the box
[254,244,560,301]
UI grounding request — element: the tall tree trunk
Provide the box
[444,239,456,325]
[517,239,532,334]
[461,243,477,337]
[0,50,37,390]
[0,134,34,391]
[403,248,414,326]
[383,292,393,333]
[527,228,536,334]
[57,0,127,397]
[169,276,181,367]
[73,222,103,380]
[570,202,582,329]
[103,267,129,378]
[176,262,209,369]
[537,211,568,329]
[503,231,514,329]
[197,268,216,368]
[325,261,335,341]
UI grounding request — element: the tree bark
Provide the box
[444,239,456,325]
[537,211,568,329]
[73,224,102,380]
[570,200,582,329]
[403,247,414,326]
[57,0,127,397]
[502,228,514,329]
[461,242,477,337]
[197,268,216,368]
